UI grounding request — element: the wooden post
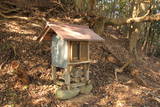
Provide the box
[51,65,56,81]
[85,63,90,82]
[70,41,73,61]
[88,43,90,61]
[63,66,71,90]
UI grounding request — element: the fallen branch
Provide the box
[0,1,16,7]
[0,11,28,20]
[0,11,46,22]
[1,8,21,14]
[0,57,9,70]
[149,89,160,103]
[52,1,65,11]
[152,96,160,103]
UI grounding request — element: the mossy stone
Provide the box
[80,84,93,94]
[55,88,80,100]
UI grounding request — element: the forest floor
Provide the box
[0,2,160,107]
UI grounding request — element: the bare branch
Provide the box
[104,13,160,26]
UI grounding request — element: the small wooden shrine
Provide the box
[37,22,104,99]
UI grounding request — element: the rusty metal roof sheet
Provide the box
[38,22,104,42]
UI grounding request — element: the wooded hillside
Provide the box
[0,0,160,106]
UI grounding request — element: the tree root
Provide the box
[115,59,134,81]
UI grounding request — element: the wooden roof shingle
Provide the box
[37,22,104,42]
